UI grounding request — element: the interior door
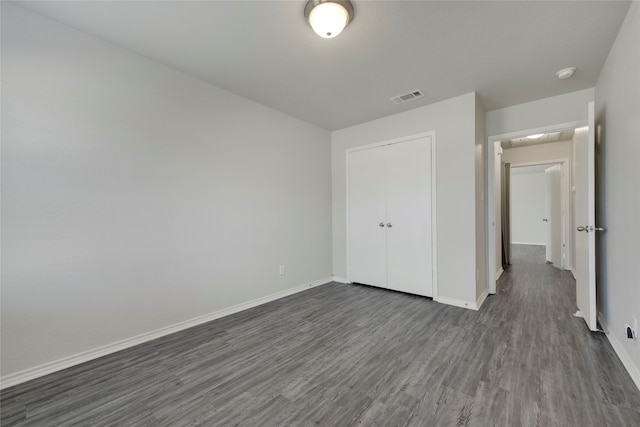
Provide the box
[385,137,432,297]
[574,101,598,331]
[545,167,553,263]
[348,146,387,288]
[545,164,563,267]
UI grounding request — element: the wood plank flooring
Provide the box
[2,244,640,426]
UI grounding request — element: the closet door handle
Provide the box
[379,222,385,227]
[386,223,393,228]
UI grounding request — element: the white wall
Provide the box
[486,88,594,137]
[1,4,332,378]
[332,92,480,308]
[594,1,640,388]
[510,169,547,245]
[475,97,487,302]
[502,140,573,165]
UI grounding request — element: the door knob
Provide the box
[542,218,548,222]
[379,222,385,227]
[386,223,393,228]
[577,226,587,232]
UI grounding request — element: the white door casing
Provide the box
[574,101,598,331]
[545,164,563,267]
[545,167,554,263]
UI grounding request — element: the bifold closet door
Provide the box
[348,146,387,288]
[348,136,433,296]
[385,138,432,296]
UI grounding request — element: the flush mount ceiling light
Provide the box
[556,67,576,79]
[527,134,545,139]
[304,0,354,39]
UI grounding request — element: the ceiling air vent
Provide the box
[390,89,425,104]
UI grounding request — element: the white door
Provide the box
[545,164,563,267]
[386,137,432,296]
[348,146,387,288]
[574,101,598,331]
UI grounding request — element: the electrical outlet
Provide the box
[625,324,634,339]
[625,321,637,339]
[279,265,285,276]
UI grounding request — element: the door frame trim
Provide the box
[346,131,438,300]
[486,121,578,294]
[510,158,571,269]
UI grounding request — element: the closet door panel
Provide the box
[385,137,433,296]
[348,147,387,288]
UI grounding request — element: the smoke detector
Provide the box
[556,67,576,79]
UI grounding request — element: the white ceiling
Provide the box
[502,129,575,149]
[13,1,631,131]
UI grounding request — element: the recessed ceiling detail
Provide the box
[502,129,575,149]
[390,90,425,105]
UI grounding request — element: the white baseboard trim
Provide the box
[332,276,350,284]
[475,288,490,310]
[598,314,640,391]
[496,267,504,281]
[438,296,478,311]
[512,241,545,246]
[606,334,640,390]
[0,276,333,390]
[571,269,577,279]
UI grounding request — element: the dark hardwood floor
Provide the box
[2,245,640,426]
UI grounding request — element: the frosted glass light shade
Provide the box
[308,2,350,39]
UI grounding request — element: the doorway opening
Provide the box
[487,122,579,295]
[487,102,597,331]
[509,161,569,270]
